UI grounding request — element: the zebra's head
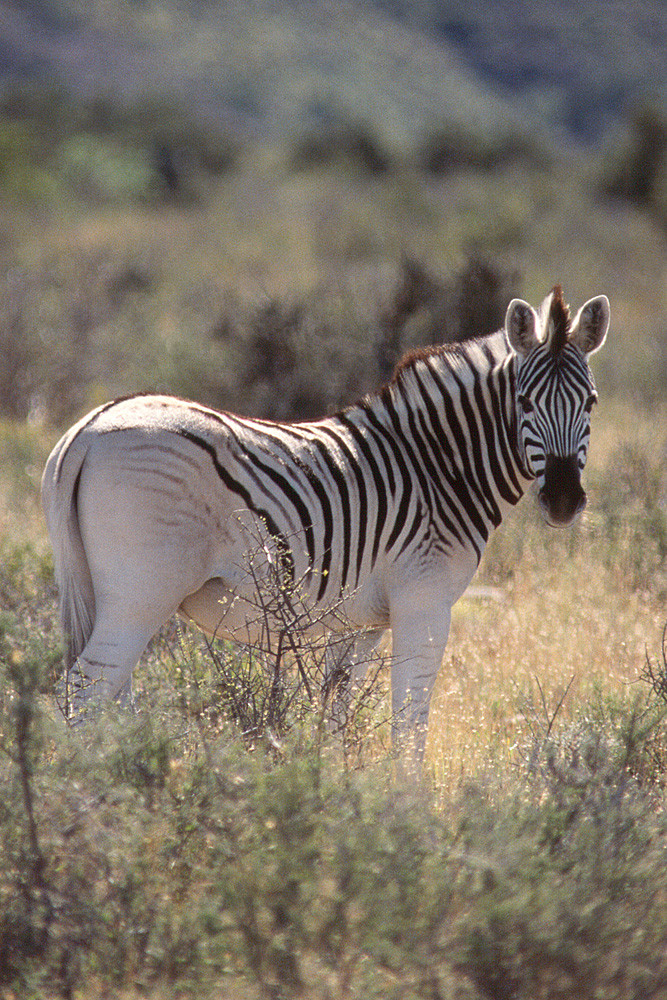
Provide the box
[505,286,610,527]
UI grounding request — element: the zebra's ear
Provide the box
[568,295,610,356]
[505,299,541,356]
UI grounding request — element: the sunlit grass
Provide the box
[429,545,663,786]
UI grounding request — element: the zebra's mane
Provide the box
[387,328,507,387]
[387,285,573,390]
[542,284,571,357]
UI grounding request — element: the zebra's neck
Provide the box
[348,331,532,560]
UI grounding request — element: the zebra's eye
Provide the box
[584,393,598,413]
[518,394,534,414]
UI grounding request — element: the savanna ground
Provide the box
[1,78,667,999]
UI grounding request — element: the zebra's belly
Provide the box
[178,571,390,644]
[178,577,251,640]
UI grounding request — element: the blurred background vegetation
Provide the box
[1,3,667,997]
[0,0,665,424]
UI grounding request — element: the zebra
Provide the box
[41,285,609,753]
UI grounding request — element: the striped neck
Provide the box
[355,334,533,553]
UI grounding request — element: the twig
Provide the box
[536,673,576,739]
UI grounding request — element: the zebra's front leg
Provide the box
[389,585,451,762]
[324,627,386,731]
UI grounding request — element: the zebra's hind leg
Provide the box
[62,601,172,722]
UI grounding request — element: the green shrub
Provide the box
[0,118,59,200]
[56,133,156,203]
[0,84,238,209]
[454,692,667,1000]
[1,620,666,1000]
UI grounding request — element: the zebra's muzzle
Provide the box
[538,454,587,527]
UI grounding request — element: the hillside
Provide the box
[380,0,667,140]
[2,0,665,146]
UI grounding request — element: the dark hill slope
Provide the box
[0,0,664,145]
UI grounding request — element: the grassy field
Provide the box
[0,73,667,997]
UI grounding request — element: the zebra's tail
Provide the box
[41,427,96,671]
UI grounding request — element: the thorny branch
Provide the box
[642,622,667,706]
[191,522,390,751]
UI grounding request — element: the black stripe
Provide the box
[338,412,388,570]
[381,388,437,558]
[491,363,526,495]
[244,423,335,595]
[55,396,129,485]
[310,438,352,594]
[358,400,397,497]
[319,423,369,587]
[471,378,503,524]
[397,500,426,558]
[395,378,464,551]
[412,366,489,546]
[223,428,316,570]
[452,369,498,522]
[361,403,414,555]
[175,428,295,581]
[425,359,496,523]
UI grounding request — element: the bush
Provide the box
[454,688,667,1000]
[0,84,238,207]
[1,599,666,999]
[416,124,547,175]
[291,121,392,175]
[229,256,520,420]
[0,252,519,425]
[601,103,667,225]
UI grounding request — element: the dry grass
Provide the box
[430,535,663,785]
